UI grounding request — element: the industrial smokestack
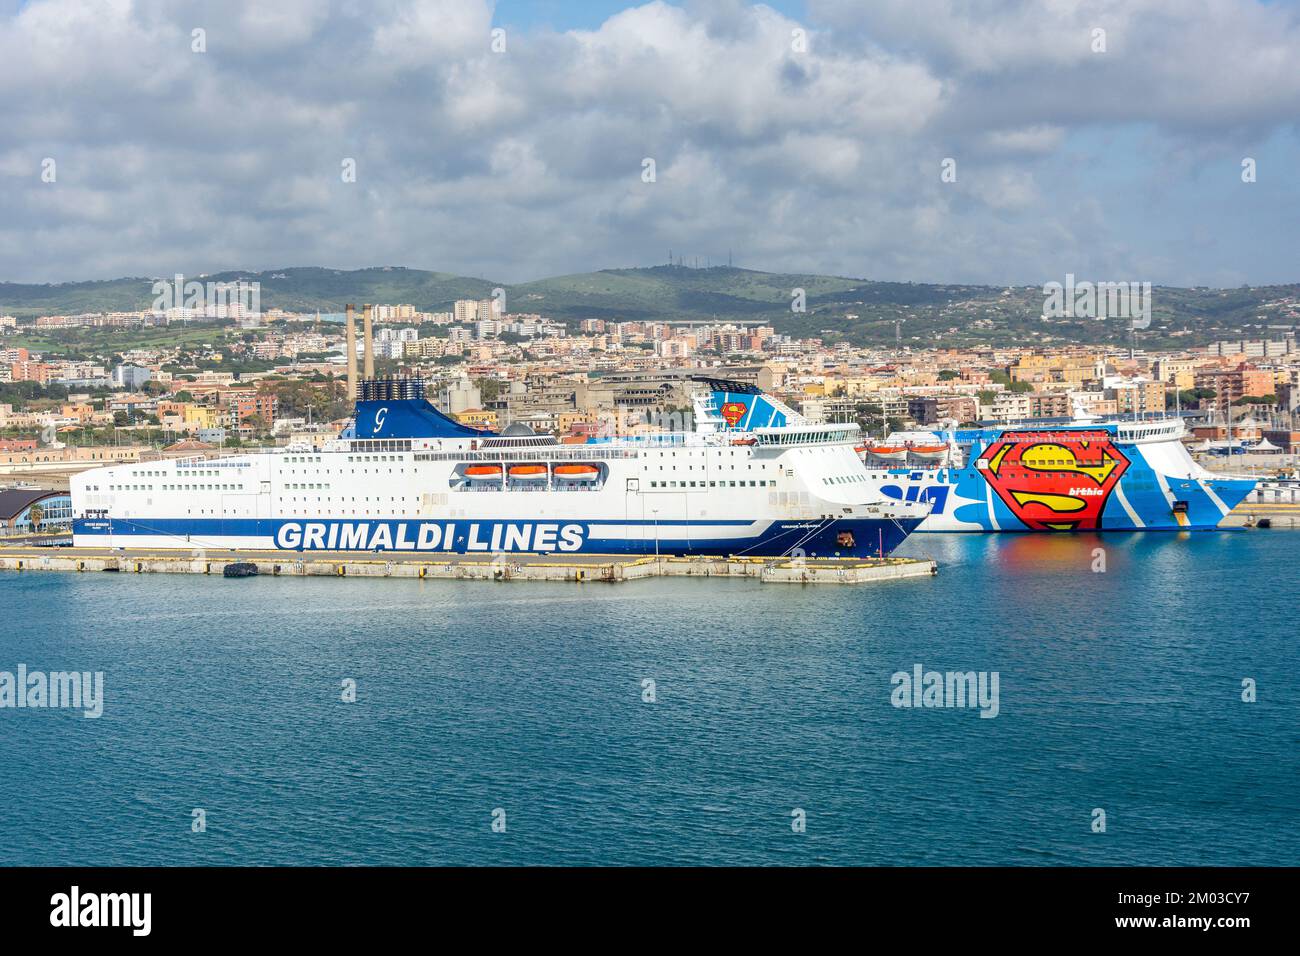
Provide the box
[345,303,358,400]
[362,303,375,379]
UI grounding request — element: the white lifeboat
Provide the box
[907,444,950,460]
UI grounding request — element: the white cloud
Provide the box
[0,0,1297,286]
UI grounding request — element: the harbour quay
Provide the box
[0,546,937,586]
[1224,481,1300,528]
[1223,502,1300,528]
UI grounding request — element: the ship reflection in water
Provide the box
[900,528,1202,572]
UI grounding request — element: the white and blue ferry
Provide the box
[70,378,928,558]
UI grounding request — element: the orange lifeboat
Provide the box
[508,464,548,480]
[554,464,600,480]
[464,464,503,479]
[730,437,757,446]
[867,445,909,461]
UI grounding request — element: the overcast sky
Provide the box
[1,0,1298,287]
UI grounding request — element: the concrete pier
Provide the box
[0,546,937,586]
[1223,502,1300,529]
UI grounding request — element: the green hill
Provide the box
[0,266,498,319]
[2,265,1296,349]
[0,277,159,316]
[508,266,863,321]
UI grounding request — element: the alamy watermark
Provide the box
[580,405,695,438]
[1042,273,1150,329]
[891,664,999,718]
[151,273,261,318]
[50,886,150,936]
[0,665,104,718]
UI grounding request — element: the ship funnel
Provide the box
[345,303,358,400]
[363,303,375,380]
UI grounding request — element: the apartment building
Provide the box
[907,395,979,425]
[1194,365,1276,411]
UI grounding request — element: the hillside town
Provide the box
[2,297,1299,535]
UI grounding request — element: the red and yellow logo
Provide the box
[720,402,748,427]
[977,431,1129,531]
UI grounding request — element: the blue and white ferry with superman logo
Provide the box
[70,378,928,558]
[859,417,1255,532]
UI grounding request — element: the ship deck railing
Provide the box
[862,461,950,471]
[455,483,605,492]
[416,448,640,462]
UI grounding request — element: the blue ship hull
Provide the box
[72,514,924,560]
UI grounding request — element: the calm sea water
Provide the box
[1,531,1296,866]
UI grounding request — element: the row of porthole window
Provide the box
[648,480,772,489]
[110,483,243,492]
[652,463,760,471]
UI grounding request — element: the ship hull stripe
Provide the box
[71,516,921,559]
